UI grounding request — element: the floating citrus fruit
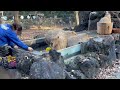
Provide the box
[46,47,52,52]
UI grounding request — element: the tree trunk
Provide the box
[75,11,80,26]
[14,11,19,24]
[74,11,90,31]
[75,11,106,32]
[0,11,4,24]
[0,18,2,24]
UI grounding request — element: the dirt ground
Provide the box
[21,29,47,40]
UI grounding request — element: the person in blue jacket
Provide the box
[0,23,33,56]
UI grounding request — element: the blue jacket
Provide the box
[0,24,28,50]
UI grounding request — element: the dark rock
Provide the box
[0,45,13,57]
[106,39,116,61]
[116,53,120,59]
[89,18,101,30]
[65,71,76,79]
[15,50,36,75]
[70,70,86,79]
[30,49,66,79]
[49,50,66,69]
[78,57,100,78]
[64,54,100,79]
[87,39,100,53]
[98,54,112,68]
[66,60,79,71]
[115,44,120,59]
[112,18,120,28]
[65,56,84,71]
[86,36,116,61]
[49,50,61,62]
[0,57,10,68]
[84,52,99,60]
[80,42,89,54]
[83,52,111,68]
[30,59,66,79]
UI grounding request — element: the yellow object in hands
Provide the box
[46,47,52,52]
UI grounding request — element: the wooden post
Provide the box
[1,11,3,16]
[97,22,113,35]
[75,11,80,26]
[0,11,4,24]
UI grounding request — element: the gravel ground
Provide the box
[95,59,120,79]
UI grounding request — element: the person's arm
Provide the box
[8,41,18,49]
[8,41,15,48]
[5,29,29,50]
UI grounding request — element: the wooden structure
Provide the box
[97,11,113,35]
[14,11,19,24]
[97,22,113,35]
[0,11,3,17]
